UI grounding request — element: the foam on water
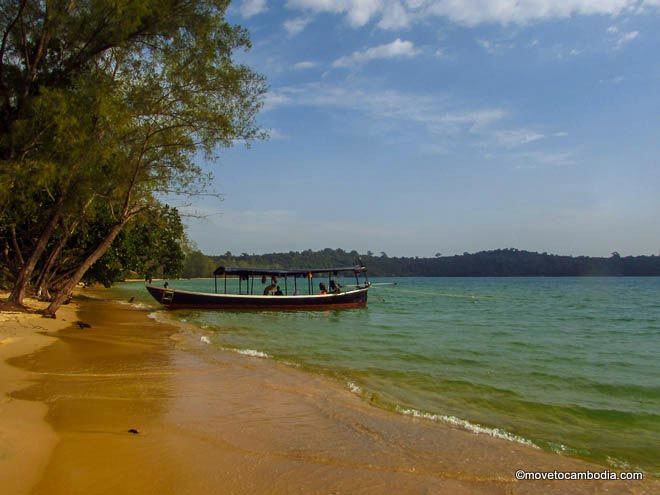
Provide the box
[116,300,152,310]
[280,360,302,368]
[200,336,211,344]
[221,348,271,358]
[347,381,362,395]
[395,406,538,448]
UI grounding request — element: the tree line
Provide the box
[181,248,660,278]
[0,1,265,314]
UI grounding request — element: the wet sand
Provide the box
[4,297,658,494]
[0,295,76,495]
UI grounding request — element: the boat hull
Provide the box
[145,285,368,310]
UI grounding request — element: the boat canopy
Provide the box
[213,265,367,277]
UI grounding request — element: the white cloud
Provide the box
[266,83,561,155]
[267,128,289,140]
[286,0,383,27]
[264,82,510,145]
[514,151,577,168]
[263,92,293,111]
[377,1,411,29]
[616,30,639,48]
[284,16,312,36]
[423,0,639,26]
[476,38,515,55]
[606,25,640,48]
[332,38,420,68]
[240,0,268,18]
[293,60,318,70]
[599,75,625,84]
[492,129,545,148]
[286,1,659,28]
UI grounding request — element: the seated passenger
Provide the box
[274,286,283,296]
[263,283,276,295]
[319,282,327,295]
[329,279,342,293]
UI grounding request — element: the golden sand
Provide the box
[0,294,77,495]
[1,295,657,494]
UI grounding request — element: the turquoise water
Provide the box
[111,277,660,474]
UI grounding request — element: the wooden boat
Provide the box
[146,265,370,310]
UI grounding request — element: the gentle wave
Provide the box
[347,381,362,395]
[395,406,539,448]
[116,300,153,310]
[605,456,645,472]
[223,348,271,359]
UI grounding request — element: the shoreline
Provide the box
[0,295,77,495]
[1,294,657,493]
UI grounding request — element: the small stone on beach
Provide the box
[128,428,139,434]
[75,321,91,329]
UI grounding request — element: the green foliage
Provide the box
[181,250,217,278]
[179,248,660,278]
[84,205,186,286]
[0,1,266,303]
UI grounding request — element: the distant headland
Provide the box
[181,248,660,278]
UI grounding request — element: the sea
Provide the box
[109,276,660,475]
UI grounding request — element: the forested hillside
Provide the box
[181,248,660,278]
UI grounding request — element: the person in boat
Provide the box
[319,282,327,295]
[263,282,277,295]
[274,286,283,296]
[329,279,342,294]
[164,281,169,289]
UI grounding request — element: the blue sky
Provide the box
[184,0,660,257]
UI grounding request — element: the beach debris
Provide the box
[128,428,139,435]
[128,297,135,303]
[75,320,91,329]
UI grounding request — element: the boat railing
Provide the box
[211,266,370,296]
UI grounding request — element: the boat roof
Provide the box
[213,265,367,277]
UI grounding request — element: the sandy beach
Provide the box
[0,295,76,495]
[1,294,657,494]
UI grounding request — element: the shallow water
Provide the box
[111,277,660,475]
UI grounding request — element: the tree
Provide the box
[84,205,187,287]
[0,1,266,314]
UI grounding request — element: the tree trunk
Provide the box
[44,218,128,317]
[9,223,24,267]
[9,195,65,304]
[35,218,80,298]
